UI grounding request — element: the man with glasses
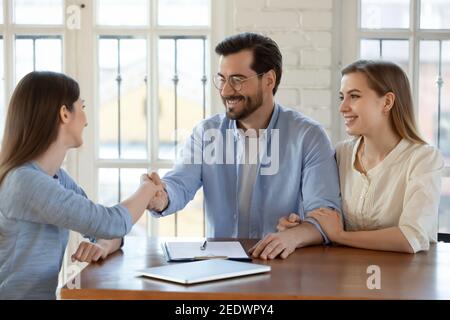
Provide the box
[148,32,341,260]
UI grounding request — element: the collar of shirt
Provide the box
[351,136,411,178]
[229,103,280,141]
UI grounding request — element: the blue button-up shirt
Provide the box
[153,104,342,243]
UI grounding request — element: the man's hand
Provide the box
[248,227,301,260]
[277,213,301,231]
[147,172,169,212]
[140,173,164,199]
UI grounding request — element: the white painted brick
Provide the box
[270,32,310,48]
[297,106,332,127]
[277,88,299,107]
[269,31,332,49]
[231,2,335,140]
[304,32,332,48]
[301,11,333,30]
[234,0,268,10]
[235,11,300,29]
[301,89,332,107]
[267,0,332,10]
[283,50,299,66]
[301,49,332,67]
[282,69,331,87]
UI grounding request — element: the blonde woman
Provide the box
[275,60,444,254]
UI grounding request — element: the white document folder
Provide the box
[137,259,271,285]
[162,241,252,262]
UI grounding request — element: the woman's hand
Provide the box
[308,208,344,242]
[277,213,301,231]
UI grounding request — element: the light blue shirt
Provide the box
[153,104,342,242]
[0,163,132,300]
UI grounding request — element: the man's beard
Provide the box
[222,88,264,121]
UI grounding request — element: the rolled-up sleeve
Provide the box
[301,126,343,245]
[150,125,203,218]
[399,147,444,253]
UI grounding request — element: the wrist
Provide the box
[96,239,112,254]
[286,225,305,249]
[141,181,154,193]
[156,195,169,213]
[154,187,170,211]
[335,230,347,244]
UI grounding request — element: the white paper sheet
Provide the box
[164,241,249,260]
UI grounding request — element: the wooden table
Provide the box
[61,237,450,300]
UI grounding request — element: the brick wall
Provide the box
[231,0,340,141]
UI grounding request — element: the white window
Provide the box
[341,0,450,236]
[90,0,215,238]
[73,0,229,239]
[0,0,228,290]
[0,0,65,140]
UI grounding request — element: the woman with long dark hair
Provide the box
[0,71,162,299]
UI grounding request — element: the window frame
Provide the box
[75,0,230,237]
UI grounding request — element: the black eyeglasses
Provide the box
[212,72,266,91]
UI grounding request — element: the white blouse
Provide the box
[336,137,444,253]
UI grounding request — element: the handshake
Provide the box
[140,172,169,213]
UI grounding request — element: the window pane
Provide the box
[35,39,63,72]
[0,39,4,140]
[152,169,205,237]
[98,168,148,236]
[360,39,382,60]
[360,39,410,74]
[360,0,410,29]
[97,0,148,26]
[120,168,148,236]
[98,168,119,206]
[14,0,64,25]
[98,37,148,160]
[99,39,119,159]
[158,0,209,26]
[158,38,207,160]
[153,169,176,236]
[440,177,450,234]
[0,2,3,24]
[15,36,63,84]
[418,40,450,167]
[158,39,176,160]
[177,189,205,237]
[421,0,450,29]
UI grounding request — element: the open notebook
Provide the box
[162,241,252,262]
[137,259,271,285]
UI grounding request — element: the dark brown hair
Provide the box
[215,32,283,95]
[0,71,80,185]
[342,60,426,144]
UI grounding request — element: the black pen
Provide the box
[200,240,207,251]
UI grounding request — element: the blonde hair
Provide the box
[342,60,426,145]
